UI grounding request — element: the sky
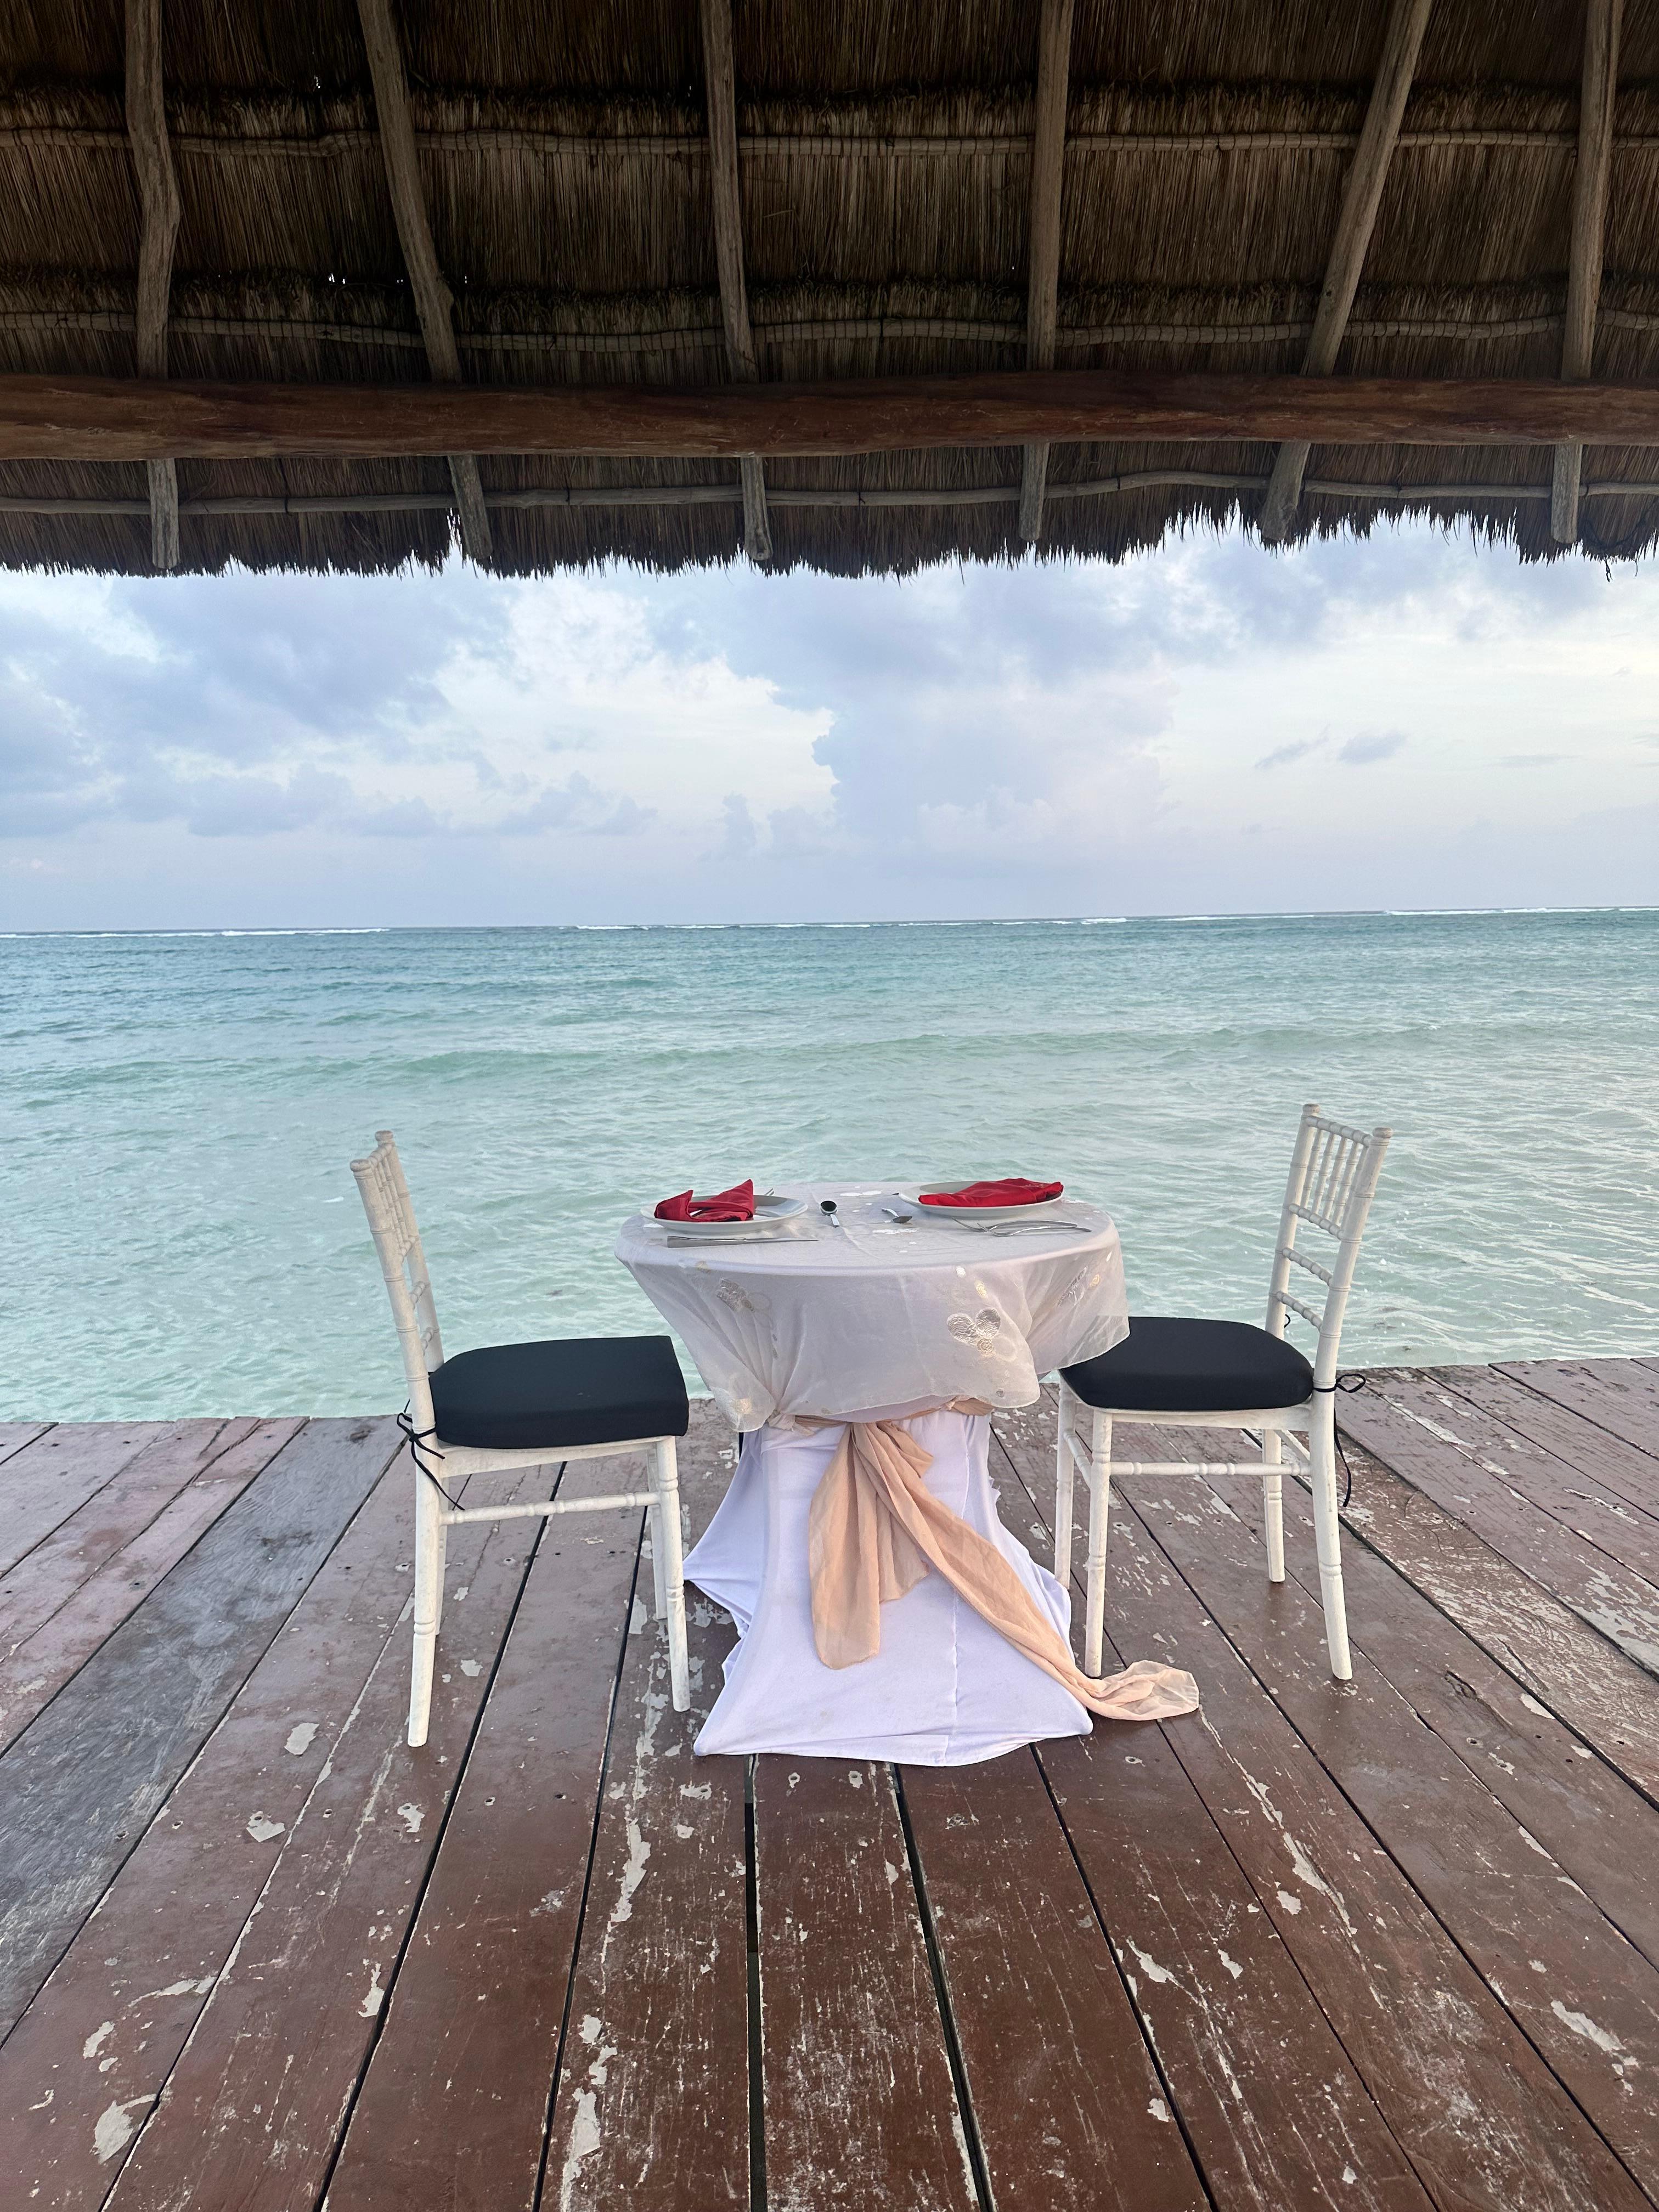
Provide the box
[1,515,1656,929]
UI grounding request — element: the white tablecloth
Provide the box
[616,1183,1127,1429]
[616,1183,1130,1763]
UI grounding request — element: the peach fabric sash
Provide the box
[804,1408,1199,1723]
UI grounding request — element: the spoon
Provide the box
[820,1198,842,1227]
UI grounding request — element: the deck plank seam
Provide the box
[303,1453,606,2212]
[891,1762,997,2212]
[744,1754,768,2212]
[1326,1431,1659,1815]
[1347,1387,1659,1630]
[1102,1431,1659,2210]
[1026,1744,1223,2212]
[0,1419,201,1587]
[526,1476,651,2212]
[0,1423,57,1471]
[0,1418,306,1747]
[0,1419,407,2042]
[1421,1371,1659,1528]
[992,1412,1432,2209]
[1228,1446,1659,1976]
[1493,1367,1659,1466]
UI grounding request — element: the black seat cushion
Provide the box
[429,1335,689,1451]
[1062,1316,1314,1415]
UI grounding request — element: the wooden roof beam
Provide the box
[1259,0,1434,544]
[699,0,770,563]
[1017,0,1076,545]
[1552,0,1623,544]
[354,0,491,564]
[123,0,180,569]
[11,369,1659,461]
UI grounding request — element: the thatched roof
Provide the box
[3,0,1659,575]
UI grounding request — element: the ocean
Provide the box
[3,909,1655,1420]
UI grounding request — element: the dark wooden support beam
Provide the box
[699,0,770,562]
[354,0,492,563]
[1017,0,1076,545]
[6,369,1659,462]
[1259,0,1434,543]
[1552,0,1623,543]
[123,0,179,569]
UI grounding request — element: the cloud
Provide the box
[1336,730,1407,766]
[2,517,1658,927]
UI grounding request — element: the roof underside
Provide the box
[4,0,1659,576]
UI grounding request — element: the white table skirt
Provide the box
[686,1408,1091,1763]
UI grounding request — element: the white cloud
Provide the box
[1,521,1656,927]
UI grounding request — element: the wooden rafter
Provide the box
[354,0,492,564]
[1017,0,1076,545]
[699,0,770,562]
[123,0,180,569]
[1258,0,1434,543]
[8,469,1659,523]
[1551,0,1623,544]
[11,368,1659,461]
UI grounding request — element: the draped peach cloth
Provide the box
[806,1408,1199,1723]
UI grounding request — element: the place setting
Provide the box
[636,1171,1102,1250]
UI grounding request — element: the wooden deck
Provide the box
[2,1359,1658,2211]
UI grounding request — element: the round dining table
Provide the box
[616,1182,1195,1764]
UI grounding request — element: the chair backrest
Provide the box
[352,1130,444,1430]
[1265,1103,1391,1387]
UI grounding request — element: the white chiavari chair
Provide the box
[352,1130,691,1745]
[1055,1104,1390,1681]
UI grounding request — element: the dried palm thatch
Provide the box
[2,0,1658,575]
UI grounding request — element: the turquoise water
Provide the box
[2,910,1655,1420]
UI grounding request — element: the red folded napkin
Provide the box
[655,1178,757,1223]
[918,1177,1064,1209]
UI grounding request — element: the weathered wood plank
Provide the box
[992,1411,1439,2212]
[0,1422,53,1466]
[1498,1357,1659,1464]
[325,1460,645,2212]
[1113,1423,1659,2189]
[544,1408,751,2212]
[0,1421,191,1581]
[997,1401,1651,2212]
[756,1757,976,2212]
[93,1464,554,2212]
[18,368,1659,465]
[1431,1363,1659,1520]
[0,1420,302,1750]
[0,1417,397,2036]
[1338,1382,1659,1673]
[0,1443,421,2205]
[1332,1428,1659,1802]
[1368,1367,1659,1595]
[901,1751,1209,2212]
[1205,1442,1659,1972]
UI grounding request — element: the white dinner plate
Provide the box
[903,1184,1068,1224]
[642,1192,809,1239]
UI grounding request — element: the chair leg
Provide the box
[649,1497,668,1623]
[1262,1430,1285,1584]
[654,1438,691,1712]
[1083,1412,1113,1678]
[1053,1382,1076,1588]
[1307,1397,1353,1680]
[408,1468,444,1748]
